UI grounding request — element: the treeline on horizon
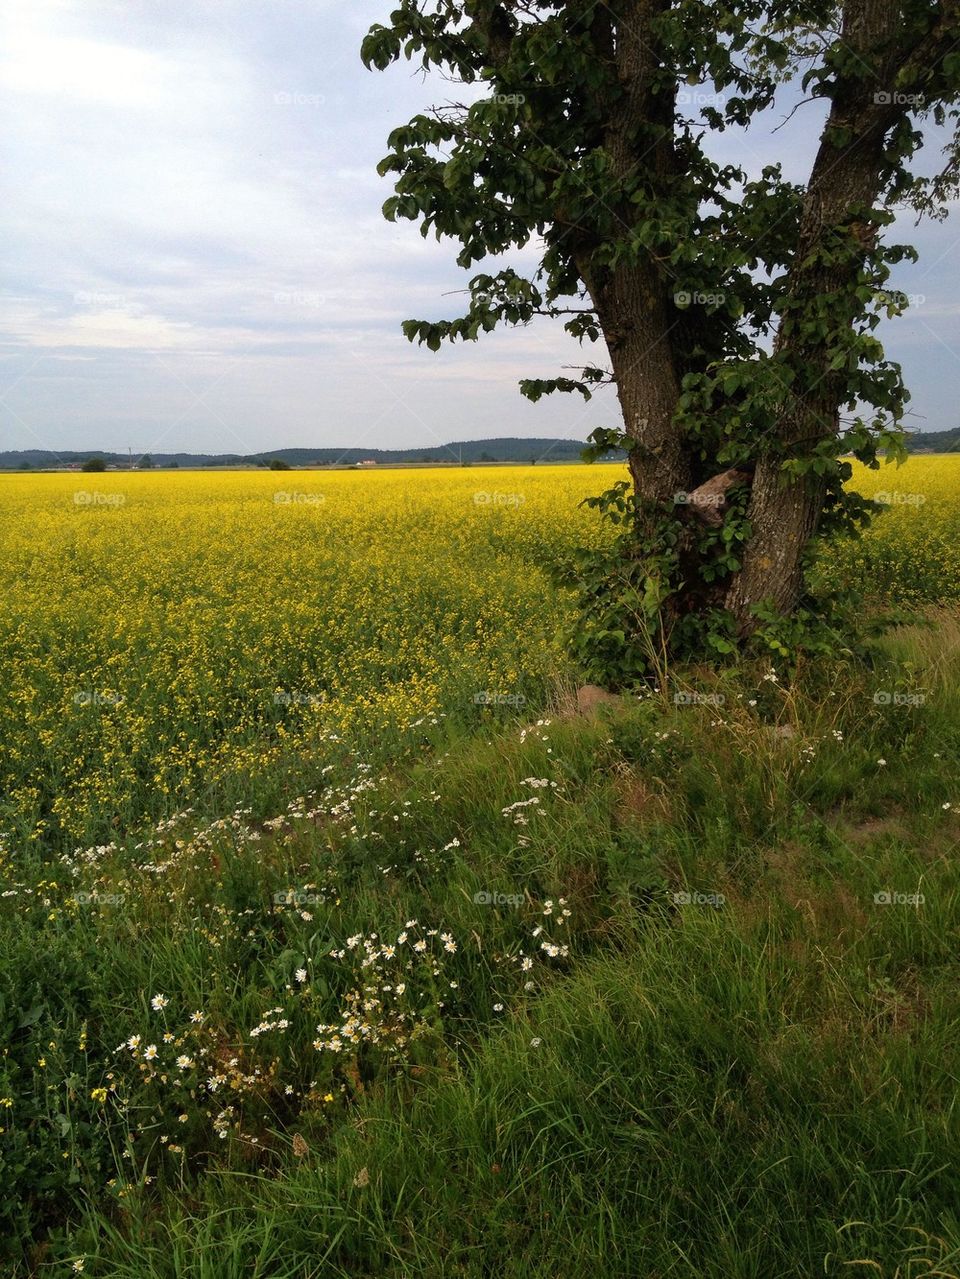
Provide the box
[2,427,958,470]
[0,438,595,469]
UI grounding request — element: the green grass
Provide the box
[3,618,960,1276]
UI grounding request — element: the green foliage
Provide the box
[561,477,678,687]
[364,0,960,675]
[563,426,898,677]
[23,627,960,1277]
[562,430,761,680]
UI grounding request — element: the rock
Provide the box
[575,684,622,717]
[768,723,796,740]
[682,468,753,528]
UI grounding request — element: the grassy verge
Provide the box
[4,615,960,1277]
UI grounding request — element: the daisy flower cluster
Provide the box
[313,921,460,1058]
[110,998,282,1162]
[518,718,552,745]
[502,777,564,827]
[497,897,573,992]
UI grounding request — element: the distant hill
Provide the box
[4,428,949,471]
[903,428,960,452]
[0,438,609,470]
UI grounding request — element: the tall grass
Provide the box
[4,462,960,1275]
[2,618,959,1275]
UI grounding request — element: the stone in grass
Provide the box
[575,684,623,717]
[767,723,797,741]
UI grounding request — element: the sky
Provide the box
[1,0,958,457]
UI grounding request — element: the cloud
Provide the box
[0,0,956,451]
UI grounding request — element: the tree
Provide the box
[139,454,155,469]
[81,457,106,473]
[269,458,292,471]
[363,0,960,671]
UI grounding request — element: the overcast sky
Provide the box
[2,0,958,457]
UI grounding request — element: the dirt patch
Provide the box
[830,814,910,849]
[617,773,673,826]
[556,683,625,718]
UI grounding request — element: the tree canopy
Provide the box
[364,0,960,675]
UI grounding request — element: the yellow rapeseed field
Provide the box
[2,456,957,852]
[2,456,960,1262]
[0,465,610,850]
[817,455,960,606]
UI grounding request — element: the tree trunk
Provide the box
[604,264,691,502]
[578,0,934,641]
[725,467,827,626]
[726,0,907,634]
[581,0,691,503]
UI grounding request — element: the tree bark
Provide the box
[725,0,929,632]
[581,0,692,501]
[598,262,691,501]
[502,0,945,638]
